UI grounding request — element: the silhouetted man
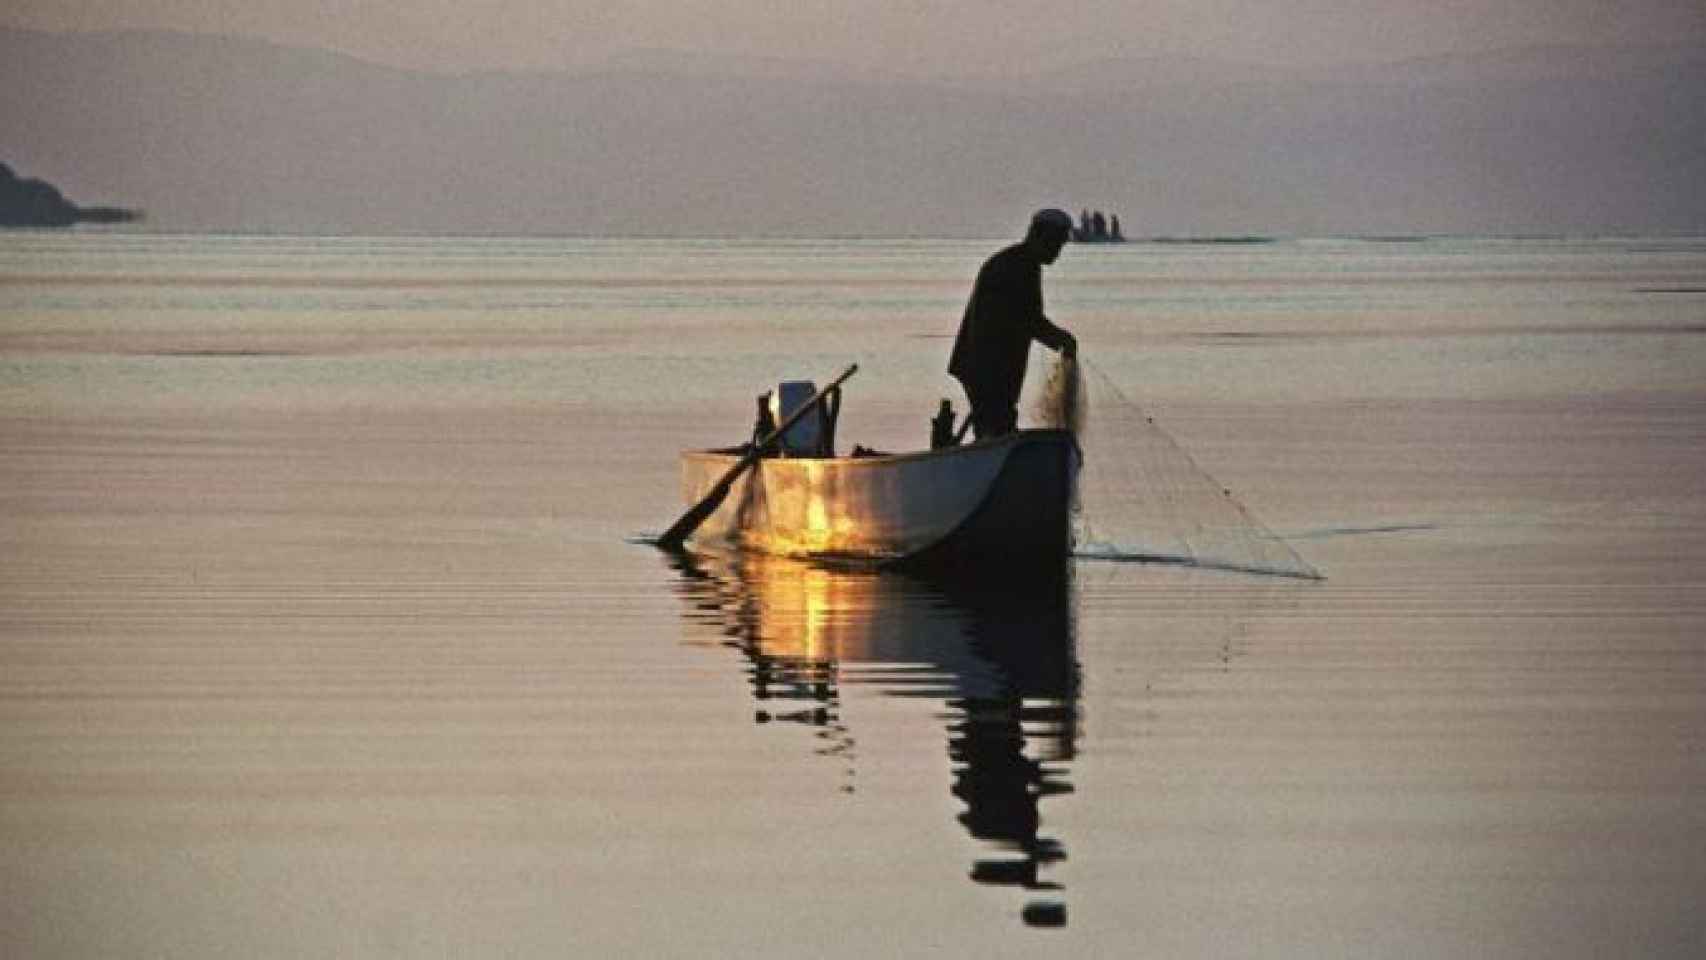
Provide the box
[949,209,1078,440]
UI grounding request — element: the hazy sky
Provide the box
[6,1,1704,75]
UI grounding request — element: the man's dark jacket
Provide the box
[949,242,1048,415]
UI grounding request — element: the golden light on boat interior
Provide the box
[756,460,870,557]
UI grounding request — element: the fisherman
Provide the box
[948,209,1078,440]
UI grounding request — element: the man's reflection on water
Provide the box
[669,551,1079,928]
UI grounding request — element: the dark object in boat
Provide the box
[931,398,958,449]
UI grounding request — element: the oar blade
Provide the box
[655,480,730,551]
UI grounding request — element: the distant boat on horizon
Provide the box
[1071,209,1125,244]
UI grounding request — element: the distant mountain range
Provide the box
[2,28,1701,236]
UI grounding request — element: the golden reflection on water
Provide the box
[669,550,1079,927]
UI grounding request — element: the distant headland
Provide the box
[1,162,140,228]
[1071,209,1124,243]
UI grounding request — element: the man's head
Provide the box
[1025,208,1074,264]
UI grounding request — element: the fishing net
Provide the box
[1032,354,1322,580]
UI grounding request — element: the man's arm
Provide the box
[1034,317,1078,358]
[1017,256,1076,358]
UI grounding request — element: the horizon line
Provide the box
[5,23,1702,83]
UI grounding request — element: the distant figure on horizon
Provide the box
[948,209,1078,440]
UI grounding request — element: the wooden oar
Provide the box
[655,364,858,551]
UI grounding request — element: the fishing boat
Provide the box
[679,430,1078,570]
[670,369,1079,572]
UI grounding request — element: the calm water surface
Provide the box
[3,234,1705,956]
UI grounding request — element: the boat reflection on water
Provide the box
[668,549,1079,928]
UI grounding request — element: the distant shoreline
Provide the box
[0,162,141,229]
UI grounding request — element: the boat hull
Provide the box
[679,429,1079,571]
